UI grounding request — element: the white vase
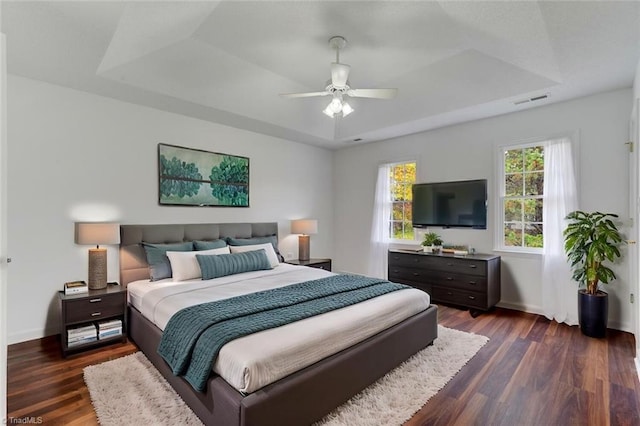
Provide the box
[423,246,433,253]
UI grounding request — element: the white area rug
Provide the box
[84,326,488,426]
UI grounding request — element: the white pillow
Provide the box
[166,246,230,281]
[229,243,280,268]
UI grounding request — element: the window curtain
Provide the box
[542,137,579,325]
[368,164,391,279]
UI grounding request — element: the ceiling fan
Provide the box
[280,36,398,118]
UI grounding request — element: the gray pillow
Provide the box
[196,250,272,280]
[142,242,194,281]
[193,239,227,251]
[226,236,284,262]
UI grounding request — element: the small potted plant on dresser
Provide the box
[421,231,444,254]
[563,211,624,338]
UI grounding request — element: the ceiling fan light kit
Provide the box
[323,93,353,118]
[280,36,397,119]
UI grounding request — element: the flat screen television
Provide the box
[412,179,487,229]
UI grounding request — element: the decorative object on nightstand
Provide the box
[64,280,88,295]
[286,258,332,271]
[75,222,120,289]
[291,219,318,261]
[58,282,126,357]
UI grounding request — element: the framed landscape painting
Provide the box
[158,143,249,207]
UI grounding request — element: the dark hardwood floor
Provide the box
[7,305,640,425]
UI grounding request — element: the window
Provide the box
[389,161,416,240]
[499,144,544,251]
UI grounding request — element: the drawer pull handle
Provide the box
[412,272,420,276]
[447,263,453,266]
[393,269,399,273]
[469,281,477,285]
[447,292,453,295]
[91,312,101,317]
[469,265,477,269]
[446,277,453,281]
[468,296,476,300]
[89,298,102,303]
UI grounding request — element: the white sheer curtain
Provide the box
[542,137,579,325]
[368,164,391,279]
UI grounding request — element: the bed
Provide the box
[120,222,438,426]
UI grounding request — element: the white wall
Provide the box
[7,75,333,344]
[0,32,8,423]
[334,88,633,331]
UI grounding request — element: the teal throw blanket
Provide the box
[157,274,408,391]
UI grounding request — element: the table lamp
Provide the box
[291,219,318,261]
[75,222,120,289]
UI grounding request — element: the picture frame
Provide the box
[158,143,250,207]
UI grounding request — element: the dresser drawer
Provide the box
[65,293,125,324]
[388,252,437,270]
[388,273,432,294]
[388,265,429,282]
[428,258,487,276]
[432,287,487,309]
[430,272,487,292]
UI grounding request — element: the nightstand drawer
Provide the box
[65,294,124,324]
[309,261,331,271]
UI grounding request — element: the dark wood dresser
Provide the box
[388,249,501,316]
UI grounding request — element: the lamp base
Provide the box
[298,235,310,261]
[88,248,108,290]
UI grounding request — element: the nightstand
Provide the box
[58,282,126,357]
[286,258,332,271]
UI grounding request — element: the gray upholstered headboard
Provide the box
[119,222,279,286]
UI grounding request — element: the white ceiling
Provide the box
[3,1,640,149]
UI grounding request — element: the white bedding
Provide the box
[128,263,430,393]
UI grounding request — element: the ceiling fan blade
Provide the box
[280,91,330,98]
[347,88,398,99]
[331,63,351,87]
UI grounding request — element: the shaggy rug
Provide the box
[84,325,488,426]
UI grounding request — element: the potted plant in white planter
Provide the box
[421,232,444,254]
[563,211,624,338]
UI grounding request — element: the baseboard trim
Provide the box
[8,325,58,345]
[636,358,640,383]
[496,301,544,316]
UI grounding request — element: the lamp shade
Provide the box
[75,222,120,246]
[291,219,318,235]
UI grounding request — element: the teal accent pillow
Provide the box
[227,236,284,262]
[194,239,227,251]
[196,250,272,280]
[142,242,194,281]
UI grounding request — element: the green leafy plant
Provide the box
[563,211,624,295]
[209,156,249,206]
[159,154,202,198]
[421,231,443,247]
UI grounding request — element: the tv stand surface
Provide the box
[388,249,501,315]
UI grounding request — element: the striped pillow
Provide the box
[196,249,272,280]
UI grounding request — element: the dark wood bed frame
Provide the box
[120,222,438,426]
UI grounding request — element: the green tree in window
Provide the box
[504,147,544,248]
[209,156,249,206]
[159,154,202,198]
[390,163,416,239]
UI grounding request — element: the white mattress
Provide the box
[128,263,430,393]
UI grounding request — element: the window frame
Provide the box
[495,140,546,254]
[386,160,418,244]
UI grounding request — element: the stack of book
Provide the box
[64,280,88,295]
[98,319,122,340]
[67,324,97,347]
